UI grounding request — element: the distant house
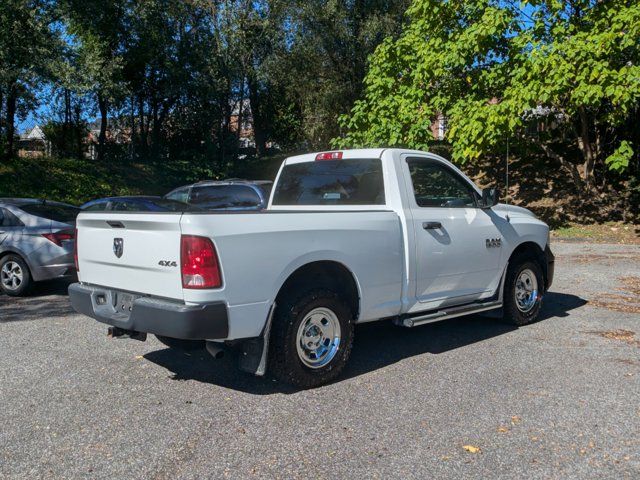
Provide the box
[17,125,51,158]
[430,114,448,141]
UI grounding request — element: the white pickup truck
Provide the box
[69,149,554,387]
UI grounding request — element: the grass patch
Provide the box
[552,222,640,244]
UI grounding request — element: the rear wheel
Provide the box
[503,255,544,326]
[269,289,354,388]
[0,255,32,297]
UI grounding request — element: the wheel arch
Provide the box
[508,241,549,290]
[274,260,361,321]
[0,248,33,272]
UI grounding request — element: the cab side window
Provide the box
[407,158,477,208]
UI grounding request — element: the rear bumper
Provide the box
[544,244,555,290]
[27,246,74,282]
[31,263,76,282]
[68,283,229,340]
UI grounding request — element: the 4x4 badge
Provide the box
[158,260,178,267]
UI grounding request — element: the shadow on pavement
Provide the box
[537,291,588,320]
[0,278,75,322]
[144,291,587,395]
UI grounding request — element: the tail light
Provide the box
[74,228,79,271]
[181,235,222,289]
[42,230,75,247]
[315,151,343,161]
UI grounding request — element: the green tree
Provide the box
[0,0,55,159]
[273,0,410,149]
[336,0,640,189]
[60,0,127,162]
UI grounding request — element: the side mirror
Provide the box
[481,187,499,209]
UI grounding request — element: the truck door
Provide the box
[401,156,505,308]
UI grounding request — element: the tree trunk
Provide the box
[138,96,148,158]
[97,93,108,162]
[151,98,160,159]
[577,107,596,188]
[129,95,135,159]
[5,86,17,160]
[247,75,267,156]
[235,78,245,160]
[0,86,4,158]
[536,139,585,193]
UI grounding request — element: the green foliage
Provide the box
[274,0,411,148]
[0,0,57,157]
[336,0,640,184]
[605,141,634,173]
[0,154,229,205]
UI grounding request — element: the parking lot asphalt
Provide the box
[1,241,639,479]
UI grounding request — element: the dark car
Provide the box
[163,180,272,211]
[0,198,79,296]
[80,196,189,212]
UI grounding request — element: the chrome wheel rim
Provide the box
[1,261,23,291]
[515,268,539,313]
[296,307,341,369]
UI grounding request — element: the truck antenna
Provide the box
[505,136,509,206]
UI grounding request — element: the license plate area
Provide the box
[115,292,136,315]
[91,288,141,321]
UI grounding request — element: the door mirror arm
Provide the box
[480,188,499,209]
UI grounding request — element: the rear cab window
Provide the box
[272,159,385,206]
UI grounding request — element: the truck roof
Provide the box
[283,148,445,165]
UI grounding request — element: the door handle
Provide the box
[422,221,442,230]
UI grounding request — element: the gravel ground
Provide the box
[0,242,639,479]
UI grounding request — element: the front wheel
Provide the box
[268,289,354,388]
[503,256,544,326]
[0,255,32,296]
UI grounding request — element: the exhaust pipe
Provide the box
[206,341,225,359]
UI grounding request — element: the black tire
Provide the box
[155,335,205,351]
[268,288,354,388]
[502,254,544,326]
[0,254,32,297]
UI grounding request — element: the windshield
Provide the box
[189,185,263,209]
[272,159,385,205]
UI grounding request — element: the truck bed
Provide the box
[76,209,404,339]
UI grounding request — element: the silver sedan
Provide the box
[0,199,79,296]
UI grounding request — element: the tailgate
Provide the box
[76,213,184,300]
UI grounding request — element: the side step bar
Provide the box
[394,301,502,328]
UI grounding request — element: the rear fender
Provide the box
[271,250,362,307]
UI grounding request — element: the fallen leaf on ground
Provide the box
[463,445,481,453]
[511,415,522,425]
[497,426,509,433]
[587,329,640,347]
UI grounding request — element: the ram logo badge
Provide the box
[486,238,502,248]
[158,260,178,267]
[113,238,124,258]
